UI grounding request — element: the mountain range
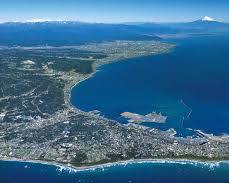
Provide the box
[0,17,228,46]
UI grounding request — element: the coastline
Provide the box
[54,45,229,169]
[65,43,229,139]
[1,40,228,170]
[0,157,228,172]
[60,40,229,168]
[64,45,175,111]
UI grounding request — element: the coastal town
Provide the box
[0,41,228,167]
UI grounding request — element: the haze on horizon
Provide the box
[0,0,229,23]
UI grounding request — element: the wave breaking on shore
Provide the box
[55,159,229,173]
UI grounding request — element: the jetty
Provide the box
[121,111,167,123]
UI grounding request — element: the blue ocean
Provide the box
[0,160,228,183]
[71,34,229,136]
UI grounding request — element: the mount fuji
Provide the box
[201,16,215,22]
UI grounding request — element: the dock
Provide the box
[121,111,167,124]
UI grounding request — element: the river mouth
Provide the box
[71,34,229,137]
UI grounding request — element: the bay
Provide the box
[71,34,229,136]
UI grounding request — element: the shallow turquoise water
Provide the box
[71,35,229,136]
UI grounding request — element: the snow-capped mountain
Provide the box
[192,16,222,24]
[26,18,53,23]
[0,21,161,46]
[0,17,228,46]
[201,16,215,22]
[175,16,227,29]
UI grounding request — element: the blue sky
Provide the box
[0,0,229,23]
